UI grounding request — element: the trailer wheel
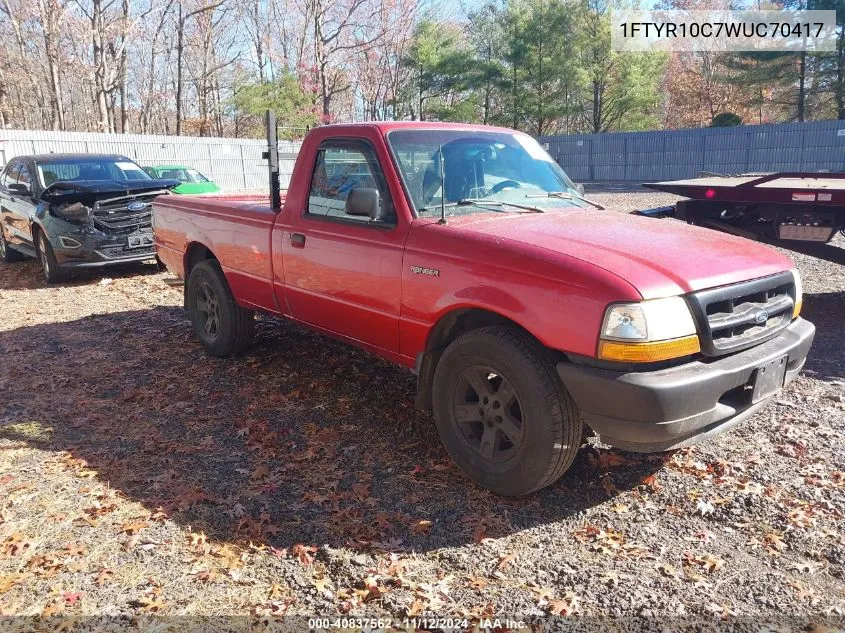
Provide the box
[431,326,582,497]
[186,260,254,357]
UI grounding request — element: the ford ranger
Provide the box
[154,122,815,496]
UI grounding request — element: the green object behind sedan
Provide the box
[143,165,221,194]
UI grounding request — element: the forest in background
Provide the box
[0,0,843,139]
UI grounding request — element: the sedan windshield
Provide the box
[37,158,153,187]
[154,168,210,183]
[387,129,584,216]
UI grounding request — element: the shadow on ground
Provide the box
[800,290,845,384]
[0,303,663,555]
[0,258,160,291]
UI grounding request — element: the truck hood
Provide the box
[443,207,794,298]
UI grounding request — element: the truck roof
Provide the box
[318,121,523,135]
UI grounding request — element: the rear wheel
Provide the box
[36,230,69,283]
[0,229,23,263]
[431,326,582,496]
[186,259,254,357]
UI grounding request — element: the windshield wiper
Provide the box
[457,198,544,213]
[525,190,605,210]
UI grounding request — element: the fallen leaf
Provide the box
[496,552,516,570]
[250,464,270,481]
[292,543,317,566]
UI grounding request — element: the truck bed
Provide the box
[645,172,845,207]
[154,192,287,313]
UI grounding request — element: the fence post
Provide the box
[240,144,247,190]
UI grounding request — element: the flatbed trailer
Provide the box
[641,173,845,261]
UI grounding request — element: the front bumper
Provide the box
[556,317,815,452]
[50,229,155,268]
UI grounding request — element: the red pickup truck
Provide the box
[154,122,815,496]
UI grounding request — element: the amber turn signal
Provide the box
[598,335,701,363]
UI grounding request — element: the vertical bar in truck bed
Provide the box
[265,109,281,211]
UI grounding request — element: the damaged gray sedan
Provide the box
[0,154,178,283]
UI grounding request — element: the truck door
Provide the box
[279,138,408,354]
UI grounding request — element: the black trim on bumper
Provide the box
[556,317,815,452]
[57,251,157,268]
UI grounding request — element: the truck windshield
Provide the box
[37,158,153,187]
[387,129,584,216]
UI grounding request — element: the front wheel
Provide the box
[186,260,254,357]
[431,326,582,496]
[36,230,69,283]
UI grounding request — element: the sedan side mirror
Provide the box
[8,183,31,196]
[574,183,585,196]
[345,187,384,221]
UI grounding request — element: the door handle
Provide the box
[290,232,306,248]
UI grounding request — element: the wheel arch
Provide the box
[30,220,43,244]
[183,242,219,307]
[184,242,218,277]
[414,306,548,413]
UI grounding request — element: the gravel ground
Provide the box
[0,188,843,631]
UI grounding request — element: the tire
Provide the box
[431,326,582,497]
[186,259,254,357]
[0,228,23,263]
[36,229,69,283]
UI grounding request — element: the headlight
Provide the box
[598,296,700,362]
[53,202,92,221]
[790,269,802,319]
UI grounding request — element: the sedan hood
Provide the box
[41,179,181,203]
[444,207,794,298]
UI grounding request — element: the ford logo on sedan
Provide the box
[754,310,769,324]
[127,201,148,211]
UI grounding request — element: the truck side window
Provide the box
[307,142,394,224]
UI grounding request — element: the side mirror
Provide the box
[8,183,31,196]
[574,183,585,196]
[345,187,383,221]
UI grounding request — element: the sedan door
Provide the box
[6,160,37,248]
[0,160,36,250]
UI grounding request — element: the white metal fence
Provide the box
[0,129,301,192]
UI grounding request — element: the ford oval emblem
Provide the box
[754,310,768,324]
[127,201,148,211]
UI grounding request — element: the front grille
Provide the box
[95,244,155,260]
[688,271,795,356]
[92,194,156,235]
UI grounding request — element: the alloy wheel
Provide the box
[195,281,220,338]
[39,234,50,278]
[453,365,524,462]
